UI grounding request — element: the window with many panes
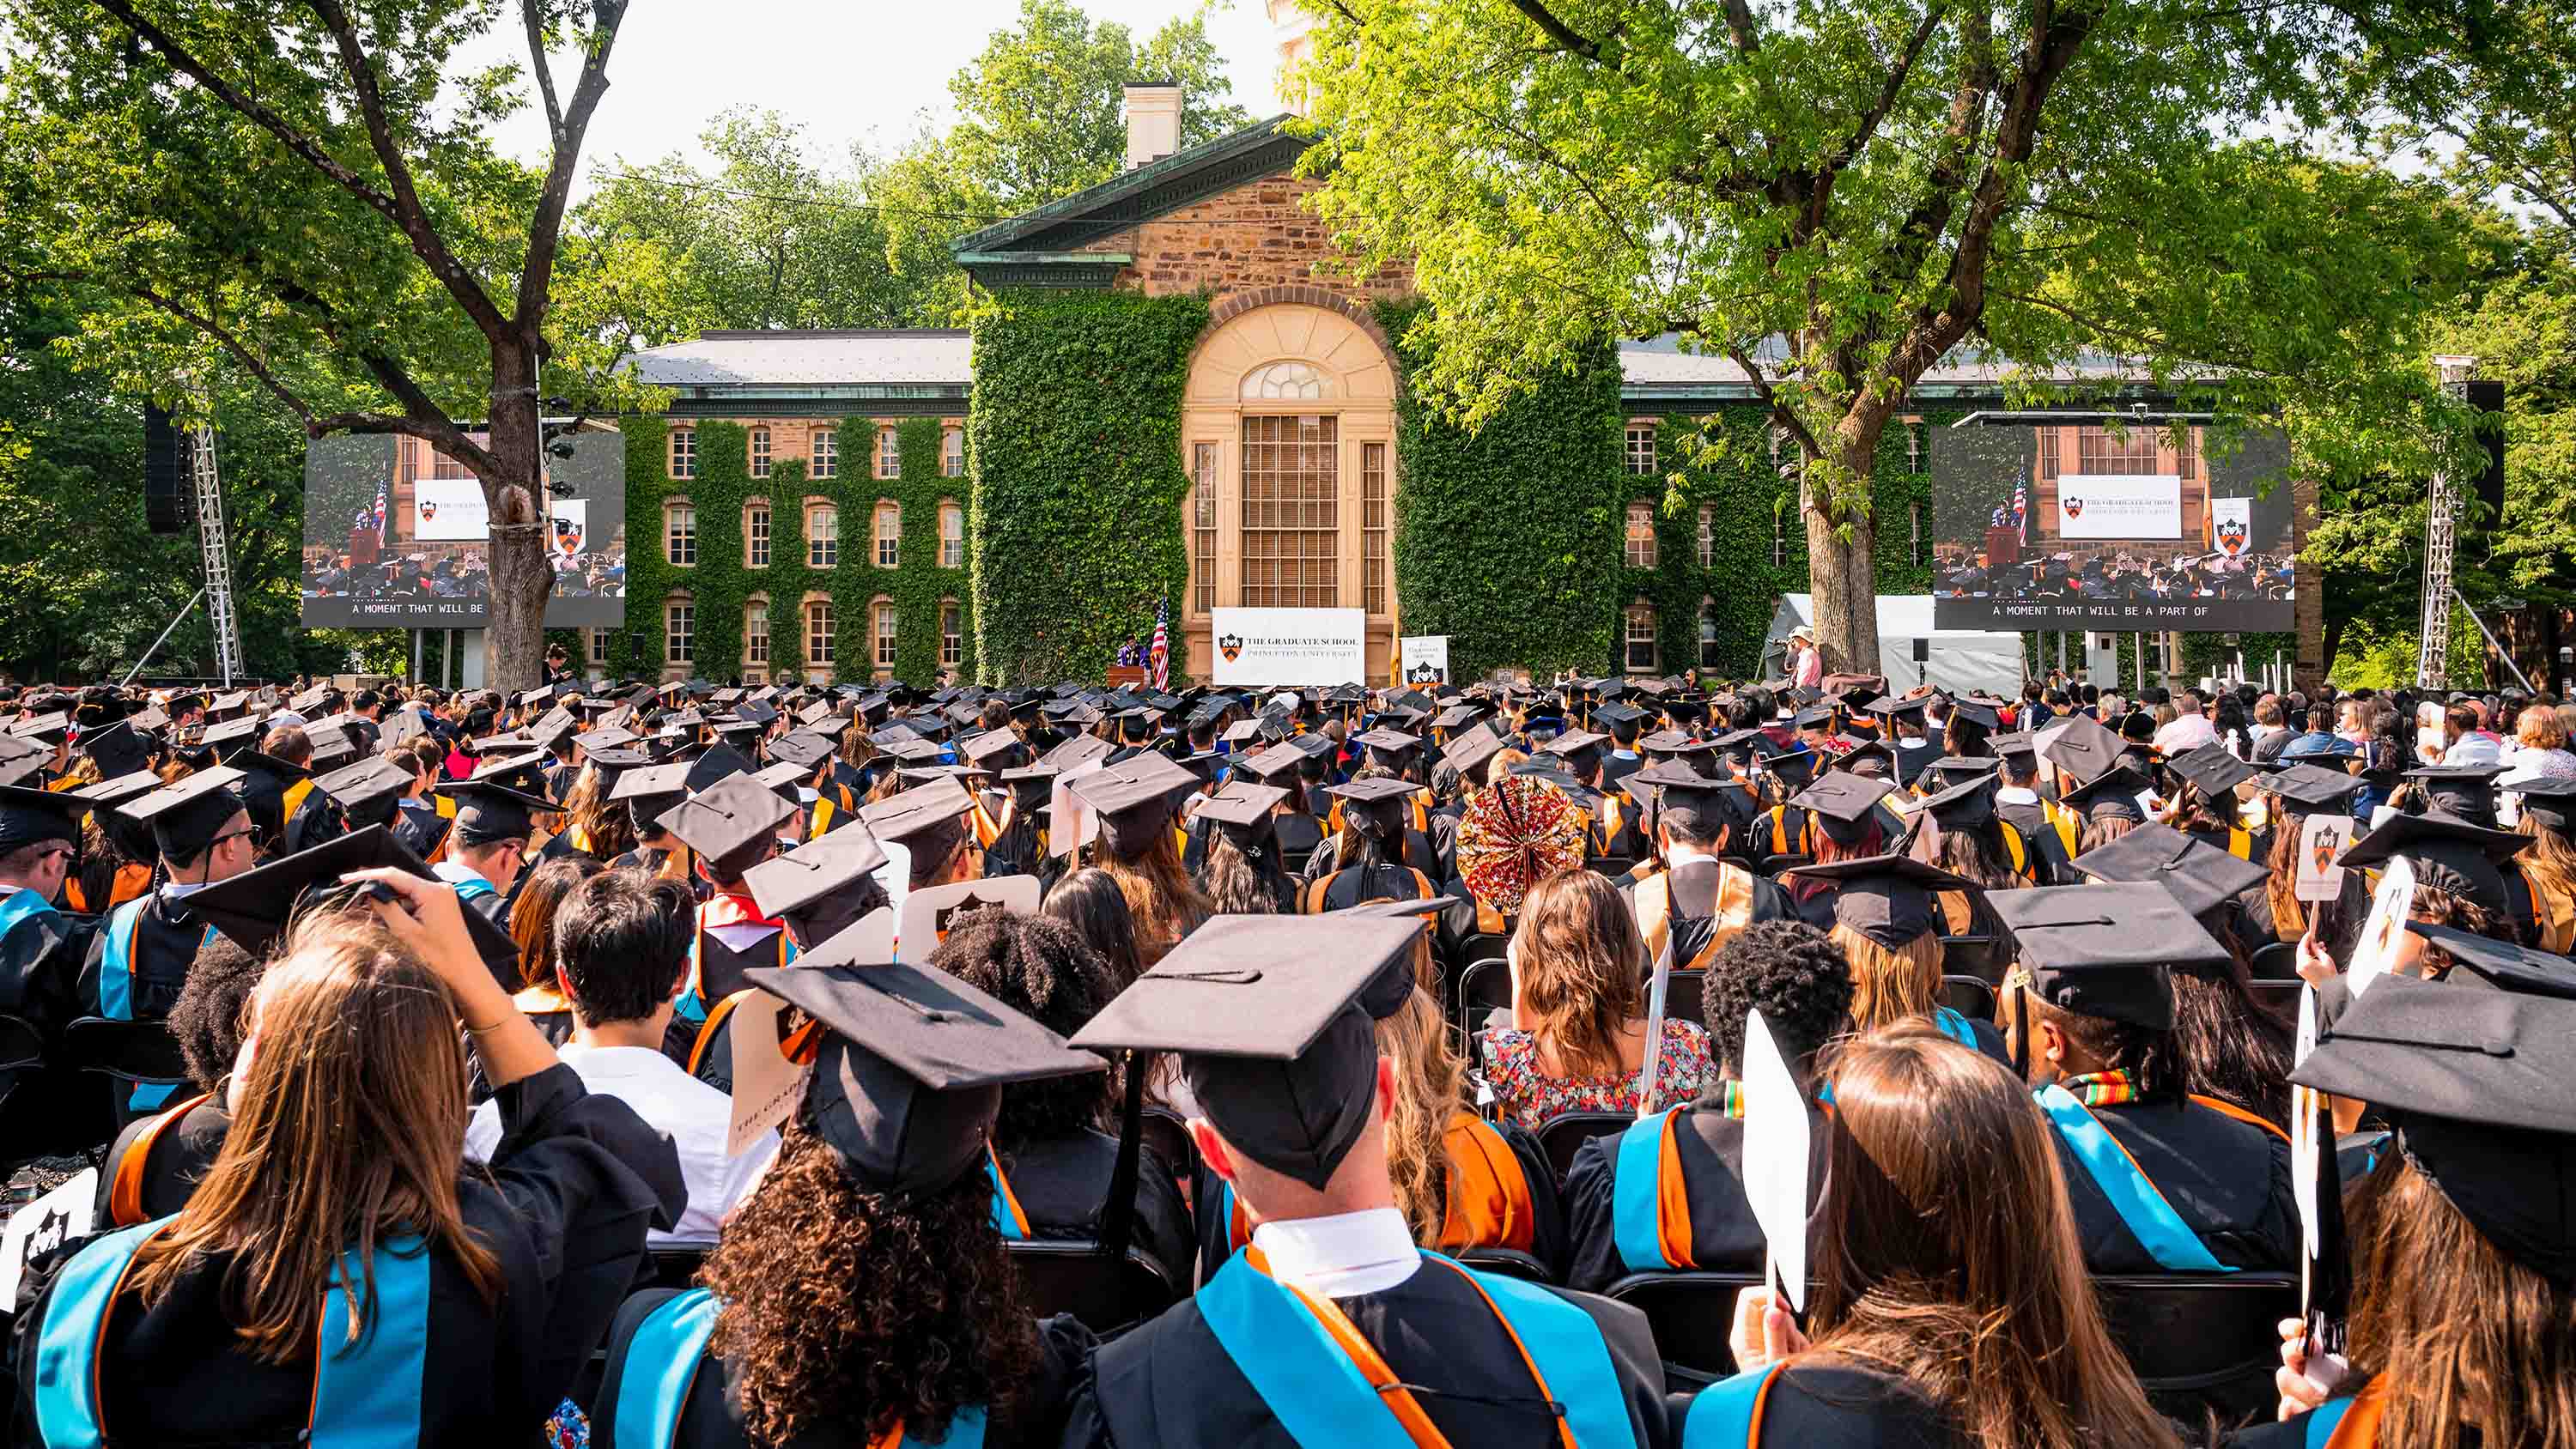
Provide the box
[1625,502,1656,569]
[2176,425,2199,481]
[1240,415,1337,608]
[745,501,770,568]
[2039,426,2062,480]
[665,601,693,664]
[588,627,610,665]
[876,501,901,567]
[942,427,964,477]
[939,501,964,568]
[1625,603,1656,672]
[1699,601,1722,670]
[2077,424,2160,475]
[812,428,837,479]
[669,427,696,479]
[874,602,897,668]
[1625,425,1657,476]
[1363,442,1388,615]
[665,504,696,566]
[1190,442,1218,615]
[940,600,963,668]
[877,427,900,479]
[1697,505,1714,568]
[749,428,771,478]
[745,603,769,666]
[808,504,837,567]
[807,600,834,669]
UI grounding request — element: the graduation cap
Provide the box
[312,758,412,830]
[1592,703,1649,733]
[959,729,1024,769]
[1352,727,1424,761]
[1789,772,1894,846]
[682,742,756,793]
[196,714,266,758]
[2506,774,2576,834]
[1777,854,1975,949]
[1917,769,2003,830]
[2403,763,2506,823]
[118,766,251,861]
[1864,694,1934,726]
[2167,743,2257,798]
[767,731,837,771]
[2058,763,2154,822]
[2337,809,2528,914]
[1070,915,1417,1190]
[1040,734,1112,774]
[2267,762,2366,817]
[1228,743,1305,784]
[1194,780,1288,830]
[744,823,890,942]
[2289,978,2576,1287]
[2069,822,2269,919]
[8,712,69,744]
[744,961,1106,1195]
[1326,774,1420,839]
[1541,728,1608,762]
[1989,882,2231,1031]
[1431,704,1486,732]
[1066,754,1199,855]
[78,720,153,779]
[185,824,518,978]
[659,772,798,876]
[2403,922,2576,1000]
[380,711,430,751]
[858,773,974,852]
[0,773,88,854]
[434,778,557,847]
[1439,723,1508,779]
[2043,717,2125,784]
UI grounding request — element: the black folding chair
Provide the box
[1006,1239,1181,1336]
[1457,1246,1553,1283]
[1535,1111,1634,1185]
[0,1014,45,1117]
[1589,854,1636,881]
[1604,1270,1766,1382]
[1662,970,1706,1028]
[2095,1272,2300,1423]
[2246,941,2300,980]
[1139,1106,1199,1196]
[63,1016,191,1136]
[2246,979,2305,1020]
[1753,852,1812,878]
[647,1246,713,1291]
[1938,974,1999,1021]
[1451,956,1512,1036]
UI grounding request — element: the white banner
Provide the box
[2055,474,2181,540]
[2209,495,2253,557]
[411,477,490,541]
[1399,634,1450,686]
[1211,607,1369,686]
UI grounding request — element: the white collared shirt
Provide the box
[465,1043,779,1245]
[1996,785,2040,806]
[1249,1207,1421,1299]
[431,860,490,891]
[161,880,212,900]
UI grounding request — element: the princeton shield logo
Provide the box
[552,513,586,556]
[1218,634,1244,663]
[932,889,1013,944]
[2216,518,2249,558]
[418,502,437,521]
[2062,497,2084,520]
[1409,661,1443,684]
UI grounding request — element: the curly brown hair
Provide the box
[702,1123,1037,1449]
[928,912,1118,1144]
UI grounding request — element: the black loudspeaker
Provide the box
[143,405,192,534]
[2466,379,2506,518]
[1912,637,1930,664]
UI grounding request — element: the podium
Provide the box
[1105,666,1147,688]
[1984,526,2023,569]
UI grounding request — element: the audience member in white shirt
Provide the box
[2152,690,2219,755]
[466,868,775,1243]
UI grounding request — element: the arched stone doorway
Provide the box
[1180,300,1401,681]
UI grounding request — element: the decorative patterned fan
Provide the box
[1457,773,1589,915]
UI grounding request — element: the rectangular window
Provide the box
[746,603,769,665]
[808,601,835,668]
[1362,441,1388,615]
[746,506,770,568]
[1697,505,1714,569]
[665,506,696,567]
[2039,426,2061,480]
[1240,415,1338,609]
[941,602,963,667]
[1699,607,1722,669]
[666,603,693,664]
[939,505,964,568]
[875,603,897,668]
[588,627,610,665]
[812,428,837,480]
[1191,442,1219,615]
[1625,425,1658,476]
[877,503,902,568]
[1625,504,1656,569]
[670,427,696,480]
[943,427,964,478]
[877,427,900,479]
[749,428,772,479]
[1625,609,1656,672]
[2178,424,2199,481]
[2078,424,2160,476]
[809,506,837,568]
[430,447,472,481]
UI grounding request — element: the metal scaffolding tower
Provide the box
[2415,356,2478,691]
[191,424,244,686]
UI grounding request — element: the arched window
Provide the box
[1624,601,1657,673]
[939,500,963,568]
[942,427,965,478]
[1625,501,1656,569]
[876,500,902,568]
[665,595,694,666]
[668,426,696,479]
[806,598,835,670]
[872,597,897,670]
[940,598,964,669]
[811,427,838,479]
[744,597,769,670]
[744,498,770,569]
[748,427,772,479]
[1242,361,1327,400]
[1699,599,1722,670]
[1697,505,1715,569]
[664,502,696,567]
[806,501,837,567]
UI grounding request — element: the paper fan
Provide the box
[1457,773,1590,914]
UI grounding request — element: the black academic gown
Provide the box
[1000,1130,1196,1295]
[96,1096,229,1227]
[75,888,210,1022]
[0,889,85,1040]
[1558,1096,1830,1293]
[1059,1254,1673,1449]
[11,1064,683,1446]
[2046,1093,2298,1276]
[1674,1361,1959,1447]
[392,799,452,861]
[1600,749,1646,791]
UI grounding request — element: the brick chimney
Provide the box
[1124,82,1183,170]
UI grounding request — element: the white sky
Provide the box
[483,0,1283,184]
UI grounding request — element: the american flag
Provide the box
[2011,481,2027,541]
[1148,598,1170,690]
[372,477,388,534]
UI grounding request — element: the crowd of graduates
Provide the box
[0,663,2567,1447]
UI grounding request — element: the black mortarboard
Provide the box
[959,729,1024,768]
[2267,762,2366,816]
[1070,915,1411,1190]
[659,773,797,875]
[0,777,86,855]
[1041,734,1113,773]
[1331,896,1462,1020]
[196,715,265,757]
[9,712,69,745]
[186,824,517,977]
[744,821,889,936]
[434,778,556,847]
[744,960,1106,1196]
[2291,978,2576,1287]
[1593,703,1648,731]
[78,720,152,779]
[1989,730,2038,766]
[313,758,412,829]
[1193,780,1287,828]
[858,774,974,849]
[1989,882,2230,1031]
[2069,822,2269,919]
[380,711,428,750]
[1777,854,1974,949]
[1352,727,1423,760]
[683,742,756,792]
[2043,717,2125,784]
[1326,774,1420,840]
[1917,770,2002,830]
[767,731,837,770]
[119,765,250,860]
[2403,763,2506,824]
[2167,743,2257,798]
[2404,922,2576,1000]
[1440,723,1507,778]
[1068,754,1198,855]
[2058,763,2154,820]
[752,761,807,803]
[1229,743,1305,783]
[2337,809,2528,913]
[1946,698,2002,731]
[1865,695,1933,724]
[2507,774,2576,834]
[1789,773,1894,845]
[1765,747,1826,794]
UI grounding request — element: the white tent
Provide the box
[1764,594,2025,697]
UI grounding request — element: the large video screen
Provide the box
[299,430,627,628]
[1929,420,2294,633]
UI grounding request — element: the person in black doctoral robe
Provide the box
[76,767,259,1026]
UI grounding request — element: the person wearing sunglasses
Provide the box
[78,767,261,1029]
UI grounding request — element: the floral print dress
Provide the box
[1475,1021,1719,1133]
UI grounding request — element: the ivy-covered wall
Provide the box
[613,415,975,685]
[968,289,1207,685]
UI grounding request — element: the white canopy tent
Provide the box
[1763,595,2025,697]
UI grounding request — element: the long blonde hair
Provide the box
[1513,869,1647,1078]
[127,912,500,1362]
[1095,824,1208,966]
[1830,924,1945,1034]
[2517,815,2576,924]
[1376,987,1464,1246]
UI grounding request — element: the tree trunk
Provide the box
[477,349,551,694]
[1807,419,1890,675]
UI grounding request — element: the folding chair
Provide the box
[1457,1246,1553,1283]
[2095,1272,2300,1423]
[1535,1111,1634,1185]
[1937,975,2000,1021]
[1006,1239,1182,1336]
[63,1016,191,1136]
[1604,1270,1765,1383]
